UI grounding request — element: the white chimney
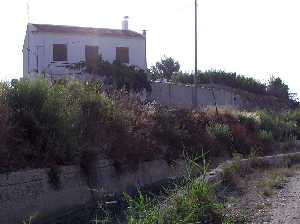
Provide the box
[122,16,129,30]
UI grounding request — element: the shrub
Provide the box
[267,76,289,100]
[260,169,291,197]
[207,123,236,155]
[238,112,260,132]
[5,78,74,168]
[124,174,230,224]
[69,57,151,92]
[221,153,245,187]
[0,78,125,171]
[258,130,274,144]
[258,111,298,142]
[165,69,298,104]
[152,107,214,160]
[207,123,232,143]
[169,70,267,95]
[0,77,297,174]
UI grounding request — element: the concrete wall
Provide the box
[150,81,290,111]
[23,24,146,77]
[0,159,185,224]
[150,82,241,109]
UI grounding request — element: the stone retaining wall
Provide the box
[0,159,185,224]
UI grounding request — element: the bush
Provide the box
[258,130,274,144]
[207,123,232,143]
[267,76,289,100]
[69,57,151,92]
[258,111,297,142]
[0,78,125,171]
[152,108,213,160]
[125,175,230,224]
[238,112,260,132]
[0,77,298,173]
[166,69,298,104]
[169,70,267,95]
[221,153,243,187]
[5,78,77,168]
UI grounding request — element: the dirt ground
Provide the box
[269,172,300,224]
[222,166,300,224]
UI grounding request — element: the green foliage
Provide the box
[123,157,233,224]
[207,123,233,144]
[150,56,180,81]
[287,108,300,138]
[6,78,77,168]
[238,112,260,132]
[258,111,297,142]
[267,76,289,100]
[221,153,243,186]
[152,108,213,160]
[258,130,274,144]
[1,77,299,174]
[158,68,298,103]
[0,78,124,171]
[169,70,267,95]
[69,57,151,92]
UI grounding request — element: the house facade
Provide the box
[23,18,147,79]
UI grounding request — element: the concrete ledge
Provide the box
[206,152,300,184]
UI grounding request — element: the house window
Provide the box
[53,44,67,61]
[85,45,99,72]
[116,47,129,64]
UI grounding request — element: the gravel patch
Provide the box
[269,171,300,224]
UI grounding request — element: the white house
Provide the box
[23,18,147,79]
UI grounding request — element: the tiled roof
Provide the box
[31,23,144,39]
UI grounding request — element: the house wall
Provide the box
[24,26,146,76]
[23,31,29,77]
[0,159,185,224]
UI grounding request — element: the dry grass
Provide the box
[220,165,300,223]
[259,168,296,197]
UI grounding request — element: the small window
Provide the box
[85,45,99,72]
[53,44,67,61]
[116,47,129,64]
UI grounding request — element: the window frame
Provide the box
[52,44,68,62]
[116,47,129,64]
[85,45,99,71]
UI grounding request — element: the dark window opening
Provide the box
[53,44,67,61]
[116,47,129,64]
[85,45,99,72]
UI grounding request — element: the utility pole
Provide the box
[193,0,198,108]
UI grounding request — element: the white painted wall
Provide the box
[23,24,146,77]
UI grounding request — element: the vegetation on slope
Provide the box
[0,77,299,174]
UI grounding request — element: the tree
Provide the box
[267,76,289,100]
[150,56,180,81]
[67,57,151,92]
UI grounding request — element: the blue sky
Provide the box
[1,0,300,95]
